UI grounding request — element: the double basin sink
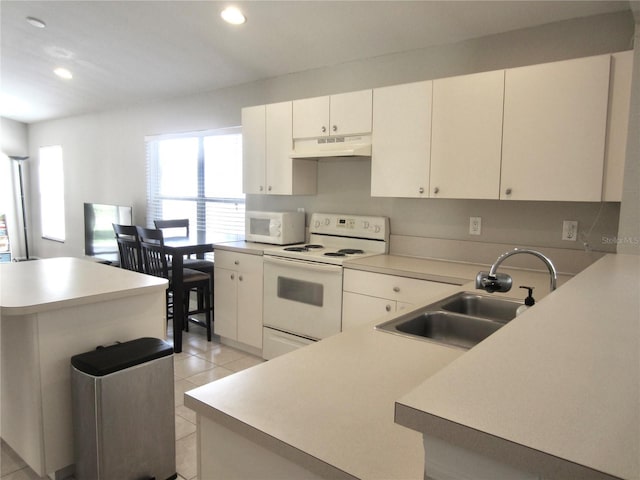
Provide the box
[376,291,521,350]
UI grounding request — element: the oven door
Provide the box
[263,255,343,340]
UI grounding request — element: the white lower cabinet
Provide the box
[214,250,263,349]
[198,415,326,480]
[342,269,455,331]
[424,435,540,480]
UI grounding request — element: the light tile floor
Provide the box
[0,323,265,480]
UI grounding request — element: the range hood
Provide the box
[290,135,372,159]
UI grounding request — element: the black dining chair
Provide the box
[113,223,143,272]
[137,226,212,341]
[154,218,214,318]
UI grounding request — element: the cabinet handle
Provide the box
[234,260,239,265]
[239,275,243,281]
[505,188,512,195]
[230,274,235,280]
[268,185,272,192]
[385,304,392,312]
[433,187,439,194]
[259,185,264,192]
[393,286,400,293]
[321,126,327,133]
[332,125,337,132]
[419,187,424,194]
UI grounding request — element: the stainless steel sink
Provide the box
[375,291,521,349]
[439,292,520,323]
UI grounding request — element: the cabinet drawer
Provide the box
[343,270,453,304]
[215,250,262,271]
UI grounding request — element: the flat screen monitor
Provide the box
[84,202,132,262]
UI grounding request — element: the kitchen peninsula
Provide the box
[0,257,168,478]
[184,254,640,480]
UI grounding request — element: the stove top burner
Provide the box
[284,246,308,252]
[337,249,365,255]
[324,252,347,257]
[304,244,324,249]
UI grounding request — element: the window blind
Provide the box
[145,128,245,244]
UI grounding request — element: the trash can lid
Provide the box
[71,337,174,376]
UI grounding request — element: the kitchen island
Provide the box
[184,255,597,479]
[0,257,168,478]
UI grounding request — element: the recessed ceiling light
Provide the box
[54,67,73,80]
[221,7,246,25]
[26,16,46,28]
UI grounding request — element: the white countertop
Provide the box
[213,240,269,255]
[0,257,167,315]
[395,253,639,480]
[186,303,464,479]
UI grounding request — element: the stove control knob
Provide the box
[324,218,331,226]
[363,221,370,229]
[314,220,321,228]
[374,225,381,233]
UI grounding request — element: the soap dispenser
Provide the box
[516,286,535,316]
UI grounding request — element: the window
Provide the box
[39,145,65,241]
[146,128,245,240]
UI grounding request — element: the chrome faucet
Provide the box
[476,248,558,293]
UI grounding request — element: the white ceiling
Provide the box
[0,0,632,124]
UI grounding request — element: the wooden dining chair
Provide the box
[137,226,212,341]
[154,218,214,315]
[113,223,143,272]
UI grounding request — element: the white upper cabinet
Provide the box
[371,81,432,197]
[430,70,505,199]
[242,104,266,194]
[292,89,373,139]
[265,102,295,195]
[501,55,611,201]
[242,101,316,195]
[603,50,633,202]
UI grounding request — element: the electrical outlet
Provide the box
[562,220,578,241]
[469,217,482,235]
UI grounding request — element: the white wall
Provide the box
[24,11,636,259]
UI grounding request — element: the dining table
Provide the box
[164,232,241,352]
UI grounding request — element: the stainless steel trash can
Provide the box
[71,337,177,480]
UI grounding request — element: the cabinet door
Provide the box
[501,55,610,201]
[371,81,432,197]
[342,292,395,332]
[242,105,266,194]
[603,51,633,201]
[265,101,294,195]
[329,89,372,136]
[431,70,504,199]
[292,96,330,139]
[236,254,263,349]
[213,267,238,340]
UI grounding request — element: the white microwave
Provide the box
[245,211,305,245]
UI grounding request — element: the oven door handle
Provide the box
[263,255,343,273]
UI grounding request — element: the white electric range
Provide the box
[262,213,389,359]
